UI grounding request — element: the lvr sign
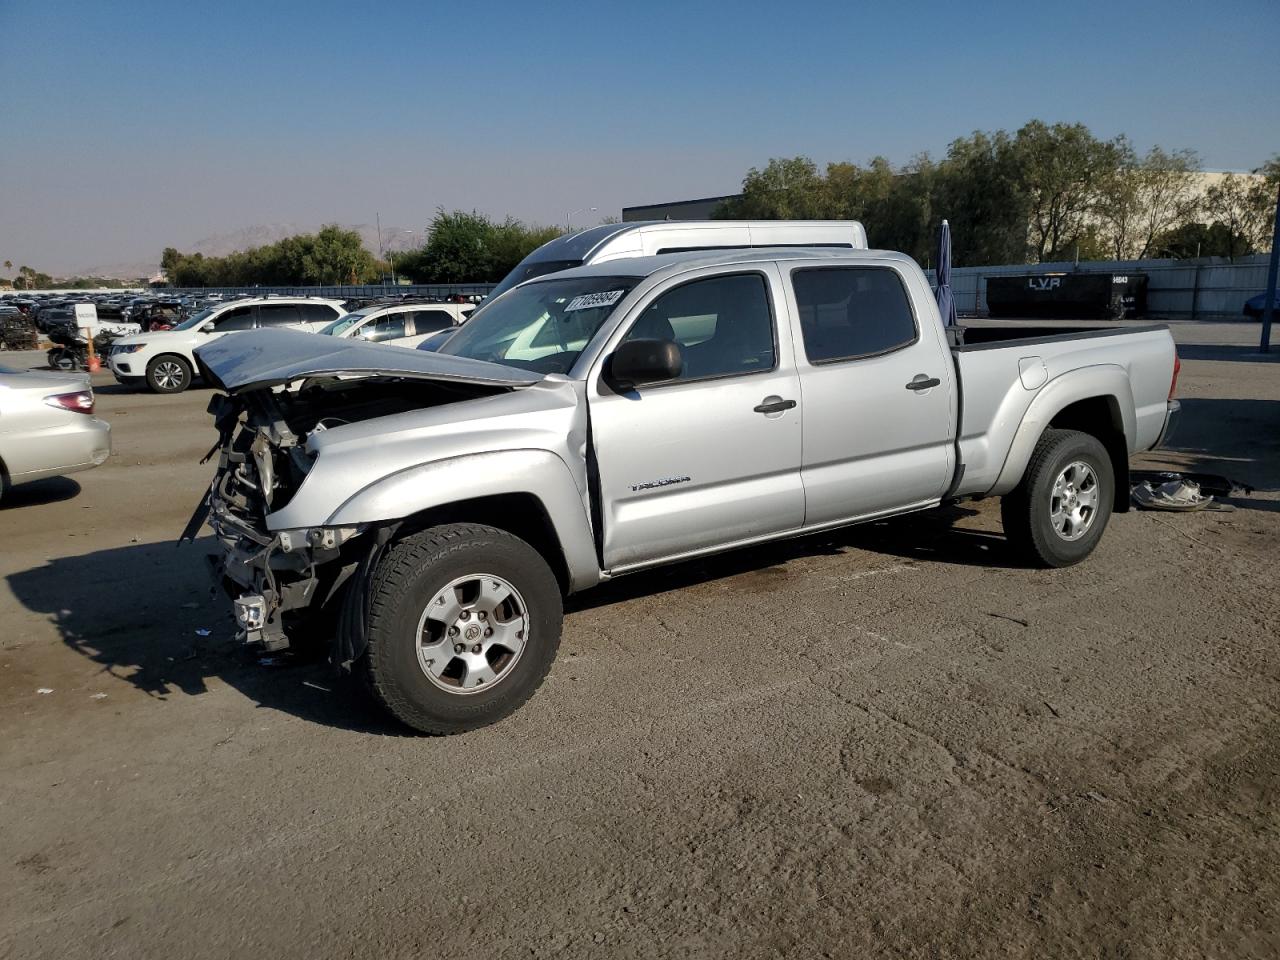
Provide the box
[1028,277,1062,291]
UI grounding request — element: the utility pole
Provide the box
[1260,182,1279,353]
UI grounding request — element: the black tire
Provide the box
[146,354,192,394]
[1001,428,1114,568]
[363,523,562,735]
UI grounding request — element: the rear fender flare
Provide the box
[323,448,600,592]
[989,365,1135,496]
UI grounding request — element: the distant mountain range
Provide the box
[73,222,412,280]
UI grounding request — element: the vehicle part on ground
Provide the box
[1000,429,1115,567]
[1129,469,1253,499]
[1131,477,1216,511]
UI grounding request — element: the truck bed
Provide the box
[947,322,1167,349]
[948,322,1177,499]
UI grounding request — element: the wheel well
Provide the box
[393,493,571,593]
[1049,396,1130,512]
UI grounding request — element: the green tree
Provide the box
[301,225,378,284]
[1153,221,1252,259]
[1013,120,1125,261]
[932,129,1030,266]
[716,157,832,219]
[1204,173,1264,260]
[1096,142,1202,260]
[1244,155,1279,253]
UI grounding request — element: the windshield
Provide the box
[320,309,372,337]
[437,276,638,374]
[173,307,217,331]
[483,257,584,305]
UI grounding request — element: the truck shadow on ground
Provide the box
[6,512,1014,734]
[568,505,1014,613]
[1140,397,1280,500]
[6,537,405,735]
[9,396,1274,731]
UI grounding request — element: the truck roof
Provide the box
[535,247,912,283]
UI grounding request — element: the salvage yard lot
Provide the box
[2,320,1277,958]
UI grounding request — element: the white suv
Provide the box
[319,301,473,349]
[109,297,346,393]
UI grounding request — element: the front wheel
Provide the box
[1001,428,1115,568]
[363,523,563,735]
[146,355,192,393]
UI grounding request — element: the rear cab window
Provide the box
[791,266,917,363]
[257,304,304,328]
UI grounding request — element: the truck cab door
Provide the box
[782,261,956,525]
[588,265,804,571]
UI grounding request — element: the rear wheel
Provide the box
[363,523,562,735]
[146,355,192,393]
[1001,428,1114,568]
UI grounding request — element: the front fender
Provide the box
[323,448,600,591]
[989,365,1135,496]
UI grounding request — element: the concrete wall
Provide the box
[925,255,1270,320]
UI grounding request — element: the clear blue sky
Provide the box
[2,0,1277,273]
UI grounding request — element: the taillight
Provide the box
[44,390,95,415]
[1168,354,1181,400]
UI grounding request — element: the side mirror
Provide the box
[607,338,683,389]
[199,322,215,333]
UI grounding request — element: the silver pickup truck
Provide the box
[188,247,1180,734]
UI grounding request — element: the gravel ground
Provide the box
[1,321,1277,959]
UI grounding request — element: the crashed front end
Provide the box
[181,329,546,656]
[191,388,365,651]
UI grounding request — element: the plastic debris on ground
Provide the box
[36,687,53,695]
[195,628,211,637]
[1130,470,1252,513]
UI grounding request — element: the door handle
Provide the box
[905,375,941,392]
[753,396,796,415]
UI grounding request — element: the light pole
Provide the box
[1260,182,1279,353]
[387,231,418,287]
[565,206,597,231]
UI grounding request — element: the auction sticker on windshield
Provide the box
[564,290,625,312]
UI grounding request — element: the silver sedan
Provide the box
[0,364,111,501]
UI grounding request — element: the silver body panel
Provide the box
[0,369,111,488]
[198,248,1179,597]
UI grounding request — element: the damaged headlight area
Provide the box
[182,369,513,657]
[185,389,367,651]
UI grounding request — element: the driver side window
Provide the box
[214,306,254,331]
[621,273,775,382]
[362,313,408,342]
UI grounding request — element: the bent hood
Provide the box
[194,328,543,393]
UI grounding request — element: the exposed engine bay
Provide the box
[182,375,515,655]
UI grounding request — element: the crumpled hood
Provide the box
[193,328,543,393]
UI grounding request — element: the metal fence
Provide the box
[11,255,1269,321]
[925,254,1270,320]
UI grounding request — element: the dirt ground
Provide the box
[2,321,1277,959]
